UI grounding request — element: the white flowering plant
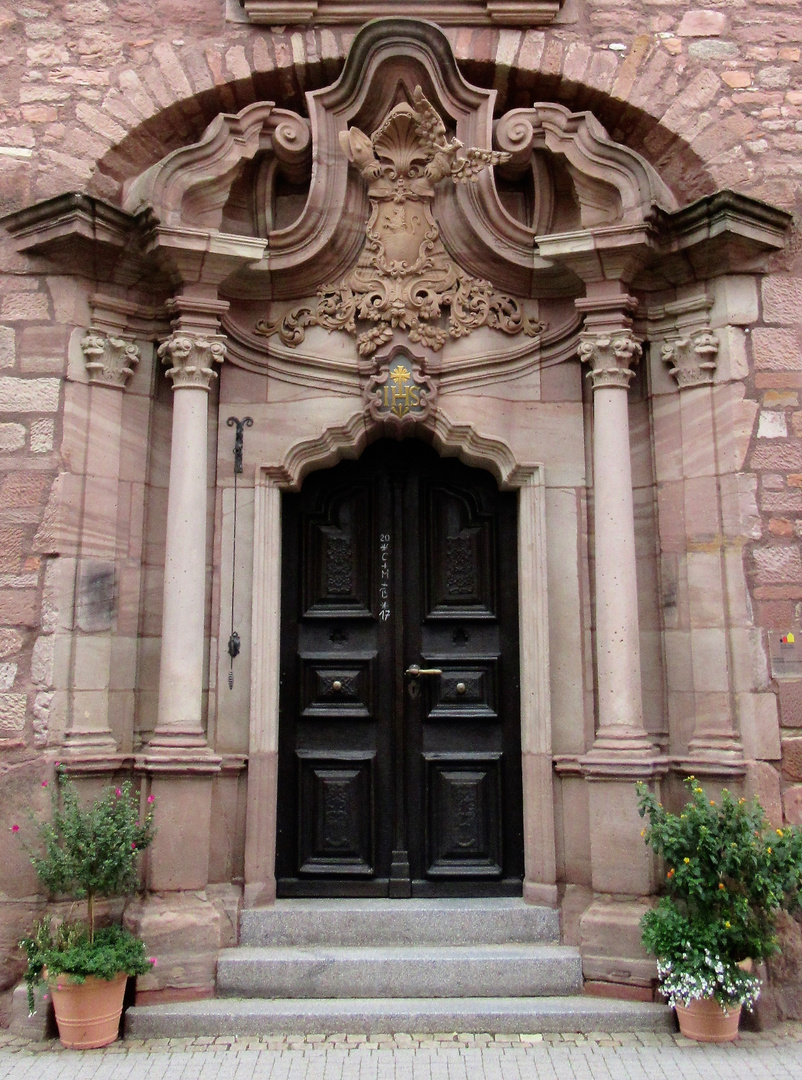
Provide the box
[657,952,760,1012]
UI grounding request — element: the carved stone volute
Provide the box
[158,334,226,390]
[661,328,719,389]
[579,331,642,391]
[81,330,141,389]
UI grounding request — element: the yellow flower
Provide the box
[710,800,716,806]
[738,798,745,805]
[641,828,646,837]
[683,858,690,864]
[725,921,731,929]
[718,882,725,890]
[776,829,784,837]
[695,787,703,794]
[768,847,773,854]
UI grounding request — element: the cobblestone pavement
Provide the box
[2,1024,802,1079]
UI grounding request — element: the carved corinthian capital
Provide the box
[661,328,719,389]
[157,333,226,390]
[578,330,641,390]
[81,329,141,388]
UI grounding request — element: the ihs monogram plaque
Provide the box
[366,352,435,428]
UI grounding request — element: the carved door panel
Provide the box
[276,440,522,897]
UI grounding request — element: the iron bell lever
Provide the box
[404,664,443,677]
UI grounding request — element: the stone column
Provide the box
[577,295,661,916]
[148,329,225,755]
[141,298,226,894]
[578,311,654,756]
[61,330,141,758]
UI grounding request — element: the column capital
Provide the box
[157,332,226,390]
[661,327,719,389]
[578,330,642,391]
[81,329,140,389]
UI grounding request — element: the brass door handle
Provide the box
[405,665,443,677]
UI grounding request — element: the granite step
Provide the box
[216,943,582,999]
[239,898,560,947]
[125,995,675,1038]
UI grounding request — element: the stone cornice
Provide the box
[240,2,564,25]
[2,192,133,254]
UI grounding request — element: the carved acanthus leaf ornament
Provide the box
[81,330,141,388]
[255,88,543,356]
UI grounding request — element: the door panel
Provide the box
[277,439,522,897]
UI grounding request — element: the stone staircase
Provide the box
[125,899,673,1036]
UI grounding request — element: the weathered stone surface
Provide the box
[783,784,802,825]
[0,423,25,451]
[763,277,802,325]
[124,892,222,996]
[768,911,802,1019]
[677,10,727,37]
[579,898,657,988]
[744,761,783,827]
[782,737,802,782]
[0,693,26,738]
[0,376,60,413]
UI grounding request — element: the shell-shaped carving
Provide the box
[372,107,430,176]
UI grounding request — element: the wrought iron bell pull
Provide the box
[226,416,253,689]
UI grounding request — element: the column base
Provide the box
[670,754,747,781]
[61,729,119,755]
[138,746,222,774]
[586,726,657,757]
[687,735,744,757]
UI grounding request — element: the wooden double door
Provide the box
[276,440,523,896]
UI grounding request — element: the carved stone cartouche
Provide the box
[256,88,543,356]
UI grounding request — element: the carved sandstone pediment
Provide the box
[254,88,543,355]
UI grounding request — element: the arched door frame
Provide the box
[243,411,555,907]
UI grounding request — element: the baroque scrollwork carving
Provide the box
[255,88,543,356]
[661,328,719,389]
[157,333,226,390]
[578,331,642,390]
[81,330,141,388]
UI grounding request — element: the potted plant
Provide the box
[636,776,802,1042]
[15,765,156,1048]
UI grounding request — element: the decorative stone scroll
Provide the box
[255,88,543,357]
[365,352,436,428]
[157,334,226,390]
[578,331,642,390]
[661,329,719,389]
[81,330,140,389]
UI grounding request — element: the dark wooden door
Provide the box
[276,439,522,896]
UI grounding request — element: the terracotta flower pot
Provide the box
[675,996,742,1043]
[48,972,128,1049]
